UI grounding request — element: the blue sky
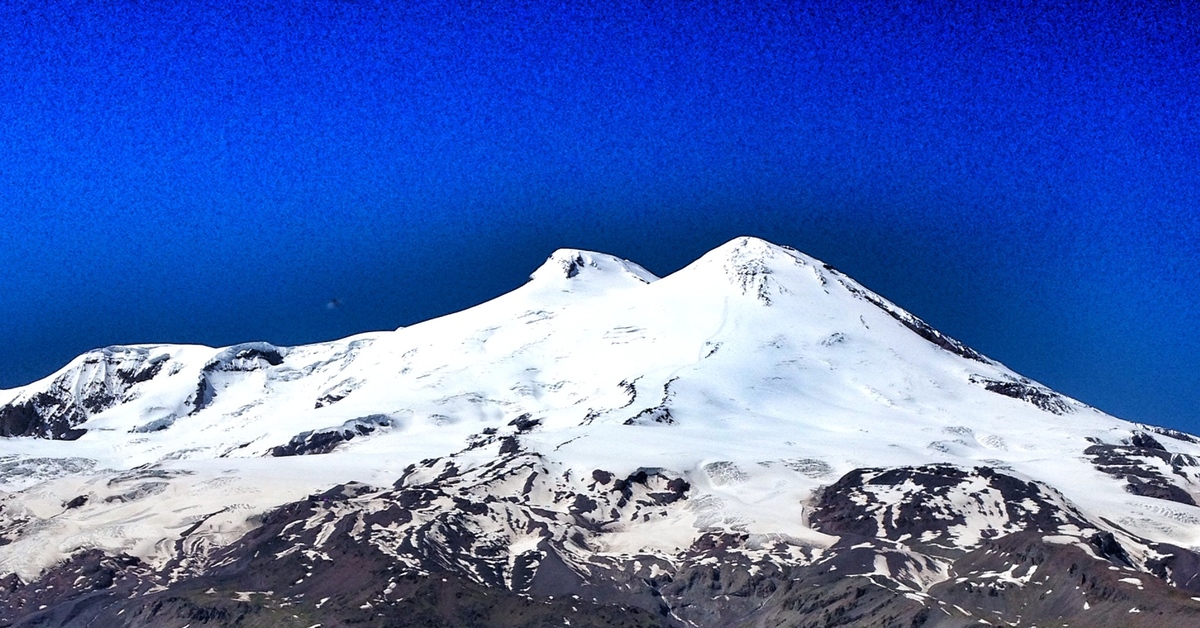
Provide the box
[1,1,1198,433]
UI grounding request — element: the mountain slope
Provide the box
[2,236,1199,626]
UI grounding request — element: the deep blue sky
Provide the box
[1,1,1197,433]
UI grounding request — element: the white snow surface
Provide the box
[1,236,1198,580]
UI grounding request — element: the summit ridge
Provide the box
[528,248,659,285]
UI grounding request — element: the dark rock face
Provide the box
[928,531,1200,628]
[623,405,674,425]
[830,271,989,363]
[564,253,587,278]
[1140,424,1200,445]
[1147,542,1200,592]
[1131,431,1167,450]
[508,413,541,432]
[189,342,289,414]
[805,464,1200,626]
[201,343,286,373]
[811,464,1091,553]
[968,374,1074,414]
[2,537,664,628]
[0,550,148,624]
[1085,433,1199,506]
[0,346,171,440]
[270,414,393,456]
[884,308,988,363]
[623,378,677,426]
[313,378,359,408]
[0,393,87,440]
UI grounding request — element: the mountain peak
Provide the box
[712,235,793,257]
[528,248,658,284]
[678,236,816,304]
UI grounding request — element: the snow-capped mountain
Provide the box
[2,237,1199,627]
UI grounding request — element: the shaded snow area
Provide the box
[3,237,1200,626]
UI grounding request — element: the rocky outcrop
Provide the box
[969,374,1074,415]
[270,414,395,456]
[1086,432,1200,506]
[0,346,170,440]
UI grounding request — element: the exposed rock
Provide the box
[624,405,674,425]
[969,374,1074,414]
[313,378,359,408]
[1139,424,1200,445]
[1085,438,1199,506]
[0,346,176,440]
[811,464,1090,554]
[0,393,87,440]
[831,271,989,363]
[508,413,541,432]
[201,343,286,373]
[270,414,393,456]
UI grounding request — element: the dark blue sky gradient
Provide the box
[1,1,1198,431]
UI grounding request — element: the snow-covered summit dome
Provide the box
[528,248,659,285]
[667,236,827,305]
